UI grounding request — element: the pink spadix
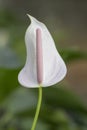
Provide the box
[36,28,43,84]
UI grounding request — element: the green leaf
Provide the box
[0,68,19,102]
[60,48,87,63]
[3,88,37,113]
[43,86,87,113]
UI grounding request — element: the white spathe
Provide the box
[18,15,67,88]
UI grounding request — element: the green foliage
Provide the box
[0,68,19,102]
[60,48,87,63]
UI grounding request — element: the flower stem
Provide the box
[31,85,42,130]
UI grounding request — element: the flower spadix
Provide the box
[18,15,67,88]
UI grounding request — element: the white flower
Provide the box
[18,15,67,88]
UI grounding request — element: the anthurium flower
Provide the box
[18,15,67,88]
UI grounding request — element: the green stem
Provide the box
[31,85,42,130]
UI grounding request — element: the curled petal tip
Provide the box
[26,14,34,23]
[27,14,31,19]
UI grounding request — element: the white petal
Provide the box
[18,15,67,88]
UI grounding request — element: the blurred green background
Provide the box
[0,0,87,130]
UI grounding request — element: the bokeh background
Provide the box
[0,0,87,130]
